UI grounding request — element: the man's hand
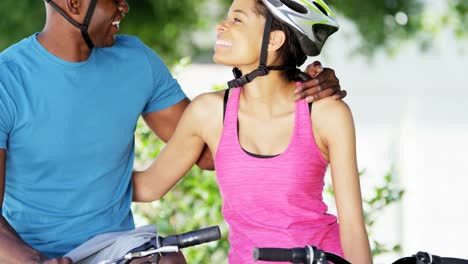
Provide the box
[294,61,347,102]
[158,252,186,264]
[40,257,73,264]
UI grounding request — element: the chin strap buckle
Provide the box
[227,65,270,89]
[232,67,242,78]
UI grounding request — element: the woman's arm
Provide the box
[313,98,372,264]
[133,96,209,203]
[142,98,214,170]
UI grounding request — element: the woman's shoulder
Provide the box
[311,97,355,142]
[191,90,226,109]
[311,97,353,122]
[192,89,225,103]
[187,89,226,120]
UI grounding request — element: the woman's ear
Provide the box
[268,30,286,52]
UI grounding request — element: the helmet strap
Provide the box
[228,12,273,88]
[44,0,98,49]
[258,12,272,69]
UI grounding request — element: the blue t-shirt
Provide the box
[0,34,186,257]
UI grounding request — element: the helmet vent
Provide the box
[280,0,308,14]
[313,2,328,16]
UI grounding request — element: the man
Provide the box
[0,0,344,263]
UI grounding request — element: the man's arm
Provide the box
[0,149,43,263]
[0,150,71,264]
[142,98,214,170]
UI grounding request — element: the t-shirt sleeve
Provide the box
[142,45,187,115]
[0,82,15,150]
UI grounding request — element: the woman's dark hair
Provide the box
[254,0,307,81]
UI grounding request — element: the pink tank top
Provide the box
[215,87,343,263]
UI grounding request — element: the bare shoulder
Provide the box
[311,97,355,144]
[188,90,225,116]
[312,97,351,119]
[191,90,225,108]
[312,96,351,114]
[184,90,226,128]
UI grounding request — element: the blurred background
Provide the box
[1,0,467,263]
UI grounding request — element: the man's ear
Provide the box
[268,30,286,52]
[67,0,81,15]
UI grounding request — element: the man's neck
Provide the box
[37,26,92,62]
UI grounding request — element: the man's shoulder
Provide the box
[113,35,147,50]
[0,36,33,67]
[111,35,165,67]
[0,36,35,82]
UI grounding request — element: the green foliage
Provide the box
[118,0,215,65]
[328,0,424,56]
[0,0,44,48]
[364,170,405,256]
[448,0,468,38]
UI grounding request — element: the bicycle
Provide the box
[253,245,350,264]
[101,225,221,264]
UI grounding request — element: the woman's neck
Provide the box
[238,69,297,117]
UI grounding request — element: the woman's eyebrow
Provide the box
[232,9,249,17]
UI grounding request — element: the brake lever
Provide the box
[100,246,179,264]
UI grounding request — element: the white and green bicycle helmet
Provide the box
[261,0,339,56]
[228,0,339,88]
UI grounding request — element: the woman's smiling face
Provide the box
[213,0,266,69]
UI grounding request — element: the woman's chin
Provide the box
[213,54,226,63]
[213,55,234,67]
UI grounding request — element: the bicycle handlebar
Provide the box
[393,252,468,264]
[108,226,221,264]
[159,225,221,249]
[253,246,351,264]
[253,247,310,262]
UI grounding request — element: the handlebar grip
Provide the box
[441,258,468,264]
[160,226,221,249]
[253,247,307,262]
[434,255,468,264]
[392,254,468,264]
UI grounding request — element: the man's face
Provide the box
[85,0,129,47]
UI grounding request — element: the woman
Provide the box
[133,0,372,263]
